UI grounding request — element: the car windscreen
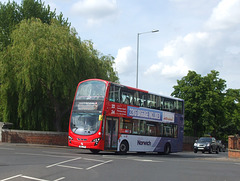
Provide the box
[198,137,212,143]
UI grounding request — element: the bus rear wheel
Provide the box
[164,143,171,155]
[119,141,129,155]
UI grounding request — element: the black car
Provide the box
[194,137,219,154]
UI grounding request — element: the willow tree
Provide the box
[0,18,118,131]
[0,0,69,50]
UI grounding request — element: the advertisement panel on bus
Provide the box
[106,102,175,124]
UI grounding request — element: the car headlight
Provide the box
[207,143,210,147]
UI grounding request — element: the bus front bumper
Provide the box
[68,139,102,150]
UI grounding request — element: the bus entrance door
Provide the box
[105,117,118,151]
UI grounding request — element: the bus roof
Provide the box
[80,79,184,101]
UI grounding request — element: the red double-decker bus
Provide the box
[68,79,184,154]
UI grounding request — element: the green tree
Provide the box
[171,70,227,138]
[0,1,21,50]
[78,40,119,83]
[223,89,240,137]
[0,18,118,131]
[0,0,69,50]
[201,71,226,138]
[171,71,204,137]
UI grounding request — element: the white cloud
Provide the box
[161,58,189,77]
[206,0,240,30]
[44,0,58,12]
[143,0,240,94]
[145,31,214,79]
[114,46,135,75]
[71,0,118,25]
[145,58,189,79]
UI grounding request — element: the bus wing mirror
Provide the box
[99,115,103,121]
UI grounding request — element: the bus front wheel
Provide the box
[119,141,129,155]
[90,149,100,154]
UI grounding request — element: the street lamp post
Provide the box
[136,30,159,88]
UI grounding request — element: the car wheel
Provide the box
[209,147,213,154]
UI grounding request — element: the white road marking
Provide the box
[0,174,23,181]
[86,160,112,170]
[46,157,82,168]
[53,177,65,181]
[21,175,49,181]
[133,159,164,163]
[0,174,66,181]
[57,164,83,170]
[83,158,107,162]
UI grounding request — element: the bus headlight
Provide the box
[92,138,101,146]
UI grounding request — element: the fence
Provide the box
[1,129,68,146]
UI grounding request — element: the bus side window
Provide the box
[148,94,156,109]
[173,124,178,138]
[140,92,147,108]
[120,119,132,134]
[158,123,164,136]
[146,122,157,136]
[109,84,120,103]
[156,96,161,110]
[148,94,152,108]
[132,120,140,134]
[160,97,164,110]
[139,120,146,135]
[163,124,174,137]
[121,88,134,105]
[109,85,114,102]
[134,91,141,107]
[173,100,183,114]
[178,101,183,114]
[124,96,130,104]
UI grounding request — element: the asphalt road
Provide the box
[0,143,239,181]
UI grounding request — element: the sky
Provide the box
[1,0,240,96]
